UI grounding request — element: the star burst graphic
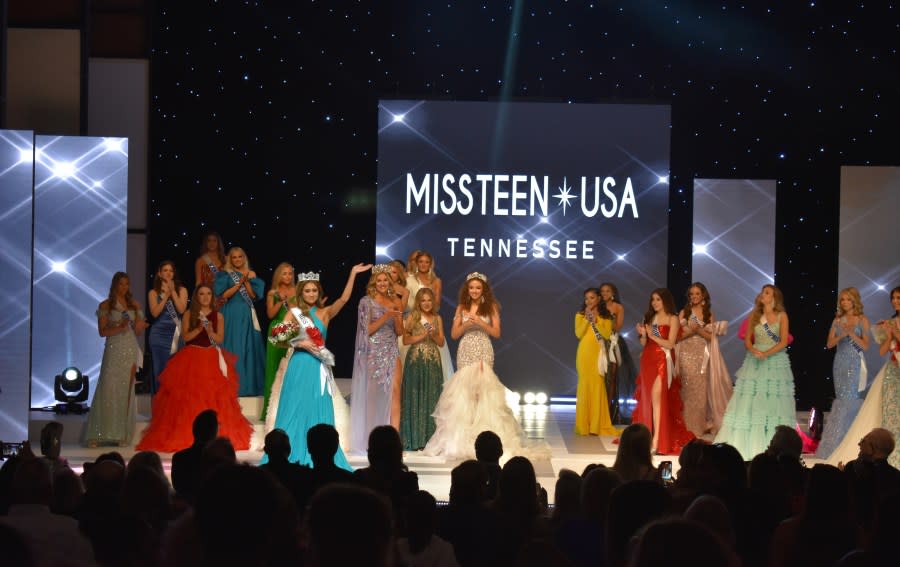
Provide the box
[554,177,575,215]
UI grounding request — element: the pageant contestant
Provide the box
[146,260,188,394]
[214,247,265,396]
[194,231,225,298]
[407,250,455,383]
[261,262,296,420]
[633,288,694,454]
[715,284,796,460]
[676,282,733,437]
[400,288,445,450]
[573,287,620,436]
[85,272,148,447]
[349,264,404,452]
[815,287,870,458]
[389,260,411,311]
[264,264,370,468]
[600,282,637,423]
[424,272,550,460]
[137,285,252,452]
[827,286,900,468]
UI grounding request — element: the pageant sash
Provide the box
[761,315,781,343]
[118,305,144,369]
[199,313,229,378]
[229,271,261,331]
[651,323,675,387]
[847,337,868,392]
[203,254,219,275]
[588,315,609,375]
[163,296,183,354]
[608,332,620,365]
[290,307,338,396]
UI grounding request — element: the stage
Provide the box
[23,379,829,503]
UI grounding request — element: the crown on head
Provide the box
[466,271,488,283]
[297,271,320,282]
[372,264,392,275]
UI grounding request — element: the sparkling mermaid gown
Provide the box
[424,315,551,460]
[816,321,866,459]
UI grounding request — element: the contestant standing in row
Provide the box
[194,231,227,307]
[261,262,296,420]
[407,251,455,383]
[424,272,550,459]
[136,284,252,452]
[715,284,796,459]
[265,264,370,468]
[676,282,733,437]
[349,265,404,452]
[146,261,188,394]
[573,287,619,436]
[214,247,266,397]
[85,272,148,447]
[600,282,636,423]
[815,287,870,458]
[400,288,446,450]
[633,289,694,454]
[827,286,900,467]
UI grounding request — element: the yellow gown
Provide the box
[574,313,620,435]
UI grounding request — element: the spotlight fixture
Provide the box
[54,367,89,414]
[535,392,548,405]
[523,392,536,405]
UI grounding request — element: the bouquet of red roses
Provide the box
[290,324,336,367]
[268,321,300,349]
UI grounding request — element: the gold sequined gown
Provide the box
[423,316,551,460]
[84,305,141,446]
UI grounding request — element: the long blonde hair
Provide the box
[748,284,785,329]
[835,287,864,317]
[406,288,437,332]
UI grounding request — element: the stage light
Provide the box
[53,366,89,414]
[535,392,548,405]
[506,390,521,406]
[103,138,124,153]
[52,162,76,179]
[375,245,389,257]
[392,113,406,123]
[616,254,627,261]
[92,181,103,189]
[523,392,536,405]
[693,243,708,255]
[19,148,33,163]
[658,175,668,184]
[877,284,885,291]
[51,261,68,273]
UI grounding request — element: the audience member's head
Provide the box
[581,465,623,524]
[192,409,219,446]
[474,431,503,464]
[0,524,33,567]
[766,425,802,460]
[684,494,736,550]
[121,463,172,532]
[857,427,895,461]
[94,451,126,468]
[264,428,292,462]
[51,466,83,517]
[83,458,126,496]
[495,456,539,518]
[613,423,653,481]
[127,450,167,480]
[702,443,748,505]
[630,518,732,567]
[448,460,487,508]
[366,425,404,471]
[607,480,672,567]
[307,484,393,567]
[39,421,64,460]
[11,458,53,506]
[308,423,340,467]
[552,469,582,523]
[406,490,439,552]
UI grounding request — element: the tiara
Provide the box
[297,271,320,282]
[372,264,392,275]
[466,271,488,282]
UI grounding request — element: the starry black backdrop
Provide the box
[149,1,899,408]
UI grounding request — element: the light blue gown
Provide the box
[816,321,865,458]
[214,271,265,396]
[262,308,351,470]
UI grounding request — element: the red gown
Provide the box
[632,325,695,454]
[136,311,253,452]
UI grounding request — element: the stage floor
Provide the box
[25,382,826,503]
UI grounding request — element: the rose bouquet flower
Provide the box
[290,324,336,367]
[269,321,300,349]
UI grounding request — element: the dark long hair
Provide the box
[198,231,225,266]
[106,272,139,311]
[152,260,185,294]
[643,288,676,325]
[581,287,613,319]
[188,285,215,331]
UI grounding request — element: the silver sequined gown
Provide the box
[423,315,551,460]
[84,305,141,446]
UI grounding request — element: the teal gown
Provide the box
[214,271,265,396]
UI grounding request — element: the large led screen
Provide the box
[31,136,129,408]
[0,130,34,441]
[376,100,671,395]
